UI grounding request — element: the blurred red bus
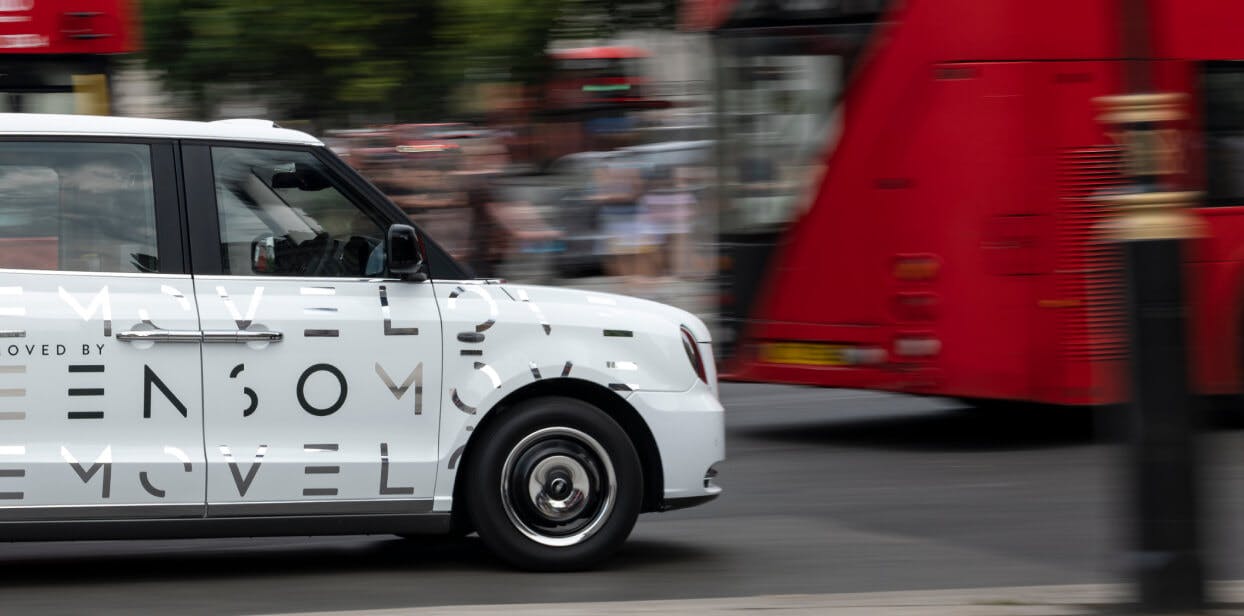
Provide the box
[689,0,1244,406]
[546,46,660,112]
[0,0,135,114]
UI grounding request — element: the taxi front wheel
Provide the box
[465,396,643,571]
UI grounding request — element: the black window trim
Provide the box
[0,135,186,275]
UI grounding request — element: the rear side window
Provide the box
[0,142,158,272]
[1204,62,1244,205]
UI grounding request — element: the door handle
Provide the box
[116,330,204,343]
[202,330,284,343]
[117,330,283,343]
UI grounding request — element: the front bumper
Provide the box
[629,382,725,508]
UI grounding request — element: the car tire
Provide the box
[464,396,643,571]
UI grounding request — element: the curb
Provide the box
[259,582,1244,615]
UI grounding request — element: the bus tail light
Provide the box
[756,342,886,366]
[893,254,940,281]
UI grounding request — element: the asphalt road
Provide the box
[5,383,1244,615]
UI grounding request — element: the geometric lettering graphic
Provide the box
[66,364,105,420]
[58,286,111,337]
[450,389,476,415]
[217,286,263,330]
[303,328,339,338]
[448,285,497,336]
[138,472,166,498]
[219,444,267,497]
[447,444,465,470]
[374,362,422,414]
[514,288,551,335]
[449,362,502,416]
[379,286,418,336]
[297,364,347,417]
[0,363,24,422]
[61,445,112,498]
[138,446,194,499]
[143,365,188,418]
[301,287,340,338]
[161,285,193,312]
[378,442,414,495]
[0,444,23,500]
[229,363,259,418]
[302,443,339,497]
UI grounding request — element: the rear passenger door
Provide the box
[0,140,205,518]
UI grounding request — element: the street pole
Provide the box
[1097,1,1207,608]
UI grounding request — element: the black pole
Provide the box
[1100,0,1207,610]
[1119,197,1205,611]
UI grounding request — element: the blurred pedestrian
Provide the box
[639,165,696,280]
[458,141,559,279]
[460,143,507,278]
[593,162,658,288]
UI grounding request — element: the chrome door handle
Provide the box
[116,330,204,343]
[117,330,283,343]
[202,330,283,343]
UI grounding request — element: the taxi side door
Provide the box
[182,143,443,517]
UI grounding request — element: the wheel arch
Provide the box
[452,378,665,518]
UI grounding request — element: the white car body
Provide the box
[0,114,723,569]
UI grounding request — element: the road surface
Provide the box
[4,383,1243,615]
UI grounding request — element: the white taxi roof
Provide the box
[0,114,323,146]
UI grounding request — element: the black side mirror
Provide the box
[386,224,427,281]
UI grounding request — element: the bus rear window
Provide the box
[1203,62,1244,205]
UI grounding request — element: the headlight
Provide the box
[680,324,707,383]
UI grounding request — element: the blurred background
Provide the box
[7,0,1244,611]
[133,0,728,321]
[2,0,842,353]
[7,0,1240,445]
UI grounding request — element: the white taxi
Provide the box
[0,114,724,571]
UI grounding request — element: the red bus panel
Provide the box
[0,0,135,55]
[716,0,1244,406]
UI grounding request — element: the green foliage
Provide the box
[139,0,676,125]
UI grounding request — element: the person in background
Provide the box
[460,142,508,278]
[639,164,697,280]
[459,141,560,279]
[592,162,658,289]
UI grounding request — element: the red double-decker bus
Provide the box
[688,0,1244,406]
[546,46,654,112]
[0,0,135,114]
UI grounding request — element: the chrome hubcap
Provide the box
[529,455,589,521]
[501,427,616,547]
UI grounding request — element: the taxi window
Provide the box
[0,142,158,273]
[211,146,388,277]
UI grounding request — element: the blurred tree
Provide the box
[144,0,450,123]
[436,0,560,114]
[140,0,676,124]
